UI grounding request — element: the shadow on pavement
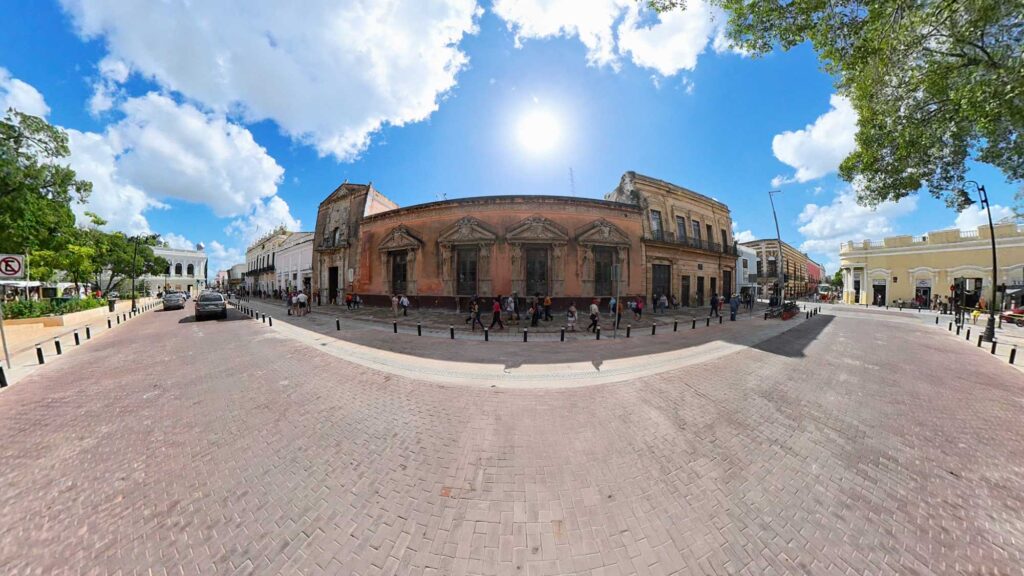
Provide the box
[751,315,834,358]
[178,310,251,324]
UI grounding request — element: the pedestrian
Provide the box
[543,294,553,321]
[634,296,643,320]
[345,293,353,310]
[353,294,362,309]
[615,298,624,329]
[566,302,577,331]
[659,293,668,315]
[391,294,399,317]
[399,294,410,316]
[729,293,739,321]
[470,300,485,331]
[529,302,539,327]
[490,296,506,330]
[710,293,720,317]
[670,294,678,309]
[587,298,600,332]
[297,290,308,316]
[505,294,516,324]
[287,291,295,315]
[609,295,617,316]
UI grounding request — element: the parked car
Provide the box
[1000,307,1024,327]
[195,292,227,320]
[162,292,186,311]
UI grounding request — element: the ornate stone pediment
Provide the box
[506,216,568,244]
[378,225,423,252]
[575,219,631,246]
[438,217,497,245]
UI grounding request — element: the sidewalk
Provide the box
[1,297,160,386]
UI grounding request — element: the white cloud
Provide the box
[68,93,290,234]
[617,1,718,76]
[60,0,481,161]
[162,232,195,250]
[225,196,302,244]
[731,222,755,243]
[954,204,1016,231]
[205,240,244,273]
[493,0,728,76]
[797,186,917,257]
[88,56,130,115]
[771,94,857,185]
[0,68,50,117]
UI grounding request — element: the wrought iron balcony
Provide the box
[643,233,738,256]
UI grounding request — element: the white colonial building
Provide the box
[736,243,759,298]
[245,227,293,296]
[274,232,314,294]
[143,245,208,295]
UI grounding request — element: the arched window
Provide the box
[175,263,183,276]
[187,264,195,276]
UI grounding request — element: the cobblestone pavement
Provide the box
[1,306,1023,575]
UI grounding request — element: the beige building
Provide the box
[740,239,825,299]
[838,223,1024,307]
[244,227,294,296]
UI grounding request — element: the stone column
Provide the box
[510,244,524,296]
[406,249,418,295]
[440,243,453,296]
[552,243,566,296]
[478,243,492,296]
[380,252,390,295]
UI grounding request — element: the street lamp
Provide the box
[955,181,998,342]
[768,190,785,306]
[130,235,141,313]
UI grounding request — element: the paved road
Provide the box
[1,306,1022,575]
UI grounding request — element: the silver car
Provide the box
[162,292,186,310]
[195,292,227,320]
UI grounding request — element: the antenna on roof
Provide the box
[569,167,576,197]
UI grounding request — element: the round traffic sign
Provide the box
[0,256,22,277]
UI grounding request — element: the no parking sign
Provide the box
[0,254,24,279]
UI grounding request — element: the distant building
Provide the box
[736,244,759,297]
[274,231,314,294]
[740,238,822,299]
[214,269,229,289]
[838,223,1024,307]
[244,227,293,296]
[144,245,207,295]
[228,263,246,291]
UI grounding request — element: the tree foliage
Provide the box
[656,0,1024,209]
[0,109,91,253]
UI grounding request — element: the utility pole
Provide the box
[768,190,785,306]
[957,181,998,342]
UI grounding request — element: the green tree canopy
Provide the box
[657,0,1024,210]
[0,109,91,254]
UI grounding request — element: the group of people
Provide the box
[466,292,555,331]
[390,293,411,316]
[343,293,363,309]
[285,289,309,316]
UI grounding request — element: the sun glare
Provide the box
[517,108,561,154]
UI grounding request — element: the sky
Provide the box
[1,0,1019,276]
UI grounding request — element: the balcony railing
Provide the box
[643,233,739,256]
[243,265,275,277]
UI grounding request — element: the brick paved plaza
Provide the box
[1,306,1022,575]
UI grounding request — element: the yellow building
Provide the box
[838,223,1024,307]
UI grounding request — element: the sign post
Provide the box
[0,254,24,370]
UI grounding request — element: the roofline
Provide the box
[361,194,642,223]
[627,171,731,213]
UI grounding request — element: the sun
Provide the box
[517,108,561,154]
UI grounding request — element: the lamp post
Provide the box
[130,235,141,313]
[768,190,785,306]
[956,181,998,342]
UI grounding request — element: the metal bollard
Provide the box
[74,331,81,346]
[54,338,62,355]
[560,327,565,342]
[262,314,266,323]
[652,323,657,336]
[0,365,6,388]
[108,318,112,329]
[393,321,398,334]
[948,322,952,331]
[1010,347,1017,365]
[673,320,678,332]
[523,329,528,342]
[36,347,44,364]
[764,312,767,320]
[85,326,91,340]
[484,328,489,342]
[336,318,341,331]
[706,318,710,327]
[693,319,697,329]
[450,325,455,340]
[977,335,983,347]
[966,328,971,340]
[116,315,120,325]
[417,323,422,336]
[956,326,961,335]
[991,340,997,354]
[596,326,601,340]
[269,317,273,327]
[719,316,723,324]
[935,316,939,324]
[626,324,631,338]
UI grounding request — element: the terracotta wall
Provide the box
[351,197,644,302]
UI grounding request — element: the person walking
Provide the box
[529,302,540,327]
[543,294,553,321]
[566,302,578,332]
[470,300,485,331]
[345,293,353,310]
[587,298,600,333]
[297,290,308,316]
[729,293,739,321]
[399,294,410,316]
[615,298,624,329]
[634,296,643,320]
[659,293,668,315]
[609,295,617,316]
[490,296,505,330]
[391,294,399,317]
[710,293,720,317]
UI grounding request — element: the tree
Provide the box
[657,1,1024,209]
[0,109,91,254]
[832,270,844,289]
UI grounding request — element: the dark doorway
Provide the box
[681,275,691,307]
[853,279,861,302]
[710,276,717,298]
[525,247,548,296]
[722,270,732,296]
[696,276,705,306]
[594,247,614,296]
[915,286,931,307]
[328,266,338,304]
[872,284,886,306]
[391,251,408,294]
[652,264,671,303]
[456,246,478,296]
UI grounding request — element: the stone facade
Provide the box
[245,228,293,296]
[740,238,823,299]
[838,223,1024,307]
[145,246,207,295]
[274,232,314,294]
[310,171,736,308]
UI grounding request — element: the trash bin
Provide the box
[107,298,117,312]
